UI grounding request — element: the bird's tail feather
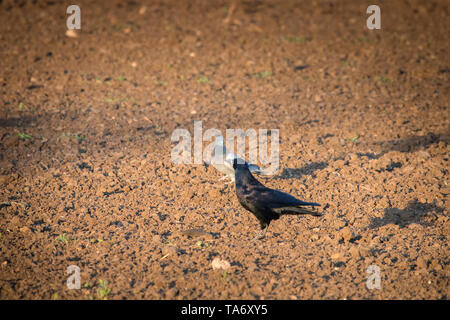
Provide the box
[298,201,320,207]
[273,206,322,216]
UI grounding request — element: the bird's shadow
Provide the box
[353,131,449,160]
[372,131,449,154]
[0,116,37,128]
[273,161,328,179]
[136,124,168,139]
[369,200,445,229]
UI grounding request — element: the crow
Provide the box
[204,135,264,182]
[233,158,322,239]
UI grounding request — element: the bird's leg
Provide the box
[252,225,268,241]
[261,227,268,238]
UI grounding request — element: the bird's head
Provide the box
[232,158,248,170]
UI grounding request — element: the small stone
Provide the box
[139,6,147,15]
[416,257,427,269]
[0,175,12,184]
[310,234,319,241]
[248,262,258,272]
[161,245,177,257]
[340,227,353,241]
[181,228,212,239]
[165,288,178,299]
[211,257,231,270]
[349,246,359,258]
[65,29,78,38]
[331,252,342,260]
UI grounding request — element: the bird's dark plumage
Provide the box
[233,159,322,238]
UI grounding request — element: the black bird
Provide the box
[233,159,322,239]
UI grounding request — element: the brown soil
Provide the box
[0,0,449,300]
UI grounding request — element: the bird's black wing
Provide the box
[236,183,281,225]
